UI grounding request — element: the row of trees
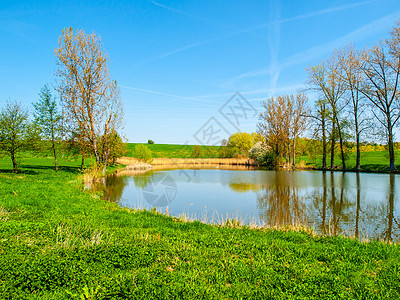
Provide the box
[0,28,125,173]
[257,19,400,171]
[307,20,400,172]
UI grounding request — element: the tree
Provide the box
[0,102,34,173]
[356,22,400,171]
[33,85,63,171]
[191,145,203,158]
[106,131,128,165]
[55,27,124,173]
[134,144,152,163]
[337,46,371,171]
[227,132,254,154]
[258,94,308,166]
[307,56,347,170]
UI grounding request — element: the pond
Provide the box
[93,167,400,242]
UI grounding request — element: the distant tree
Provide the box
[148,139,155,144]
[191,145,203,158]
[227,132,254,154]
[134,144,152,163]
[33,85,63,171]
[0,101,38,173]
[357,23,400,171]
[55,27,124,173]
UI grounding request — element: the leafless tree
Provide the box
[55,27,124,173]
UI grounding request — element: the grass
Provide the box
[1,156,400,298]
[127,143,220,158]
[300,150,400,173]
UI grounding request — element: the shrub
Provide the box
[249,142,276,167]
[134,144,152,163]
[191,145,202,158]
[147,140,154,144]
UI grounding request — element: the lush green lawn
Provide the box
[1,156,400,298]
[127,143,219,158]
[299,150,400,172]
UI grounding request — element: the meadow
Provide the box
[128,143,399,172]
[1,155,400,298]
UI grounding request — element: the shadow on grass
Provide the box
[0,165,82,175]
[21,164,82,174]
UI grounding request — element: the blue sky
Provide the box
[1,0,400,144]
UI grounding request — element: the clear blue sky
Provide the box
[1,0,400,144]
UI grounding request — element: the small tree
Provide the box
[107,131,128,165]
[134,144,152,163]
[33,85,63,171]
[0,102,34,173]
[228,132,254,154]
[191,145,203,158]
[148,139,155,144]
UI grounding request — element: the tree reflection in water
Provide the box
[256,171,307,227]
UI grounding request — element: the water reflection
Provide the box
[94,168,400,242]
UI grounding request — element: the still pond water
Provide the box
[95,167,400,242]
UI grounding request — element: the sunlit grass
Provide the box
[1,156,400,298]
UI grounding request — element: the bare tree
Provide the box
[290,93,309,166]
[55,27,123,173]
[337,46,371,171]
[358,36,400,171]
[258,93,308,166]
[307,56,347,170]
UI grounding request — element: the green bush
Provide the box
[191,145,202,158]
[147,140,154,144]
[249,142,276,167]
[134,144,152,163]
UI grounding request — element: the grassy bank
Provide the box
[1,157,400,298]
[127,143,399,172]
[300,150,400,173]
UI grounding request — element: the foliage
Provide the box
[249,142,276,167]
[55,27,124,172]
[227,132,254,154]
[33,85,63,171]
[0,101,39,173]
[106,131,128,165]
[148,139,155,144]
[133,144,152,163]
[191,145,202,158]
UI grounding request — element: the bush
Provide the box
[147,140,154,144]
[191,145,202,158]
[134,144,152,163]
[249,142,276,167]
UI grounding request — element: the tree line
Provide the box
[257,19,400,171]
[0,28,125,173]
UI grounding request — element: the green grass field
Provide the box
[127,143,219,158]
[1,156,400,298]
[300,150,400,172]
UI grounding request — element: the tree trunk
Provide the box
[355,131,360,172]
[292,139,296,167]
[81,154,85,170]
[388,125,396,171]
[52,140,58,172]
[322,116,327,170]
[336,121,346,171]
[330,122,335,170]
[11,150,18,174]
